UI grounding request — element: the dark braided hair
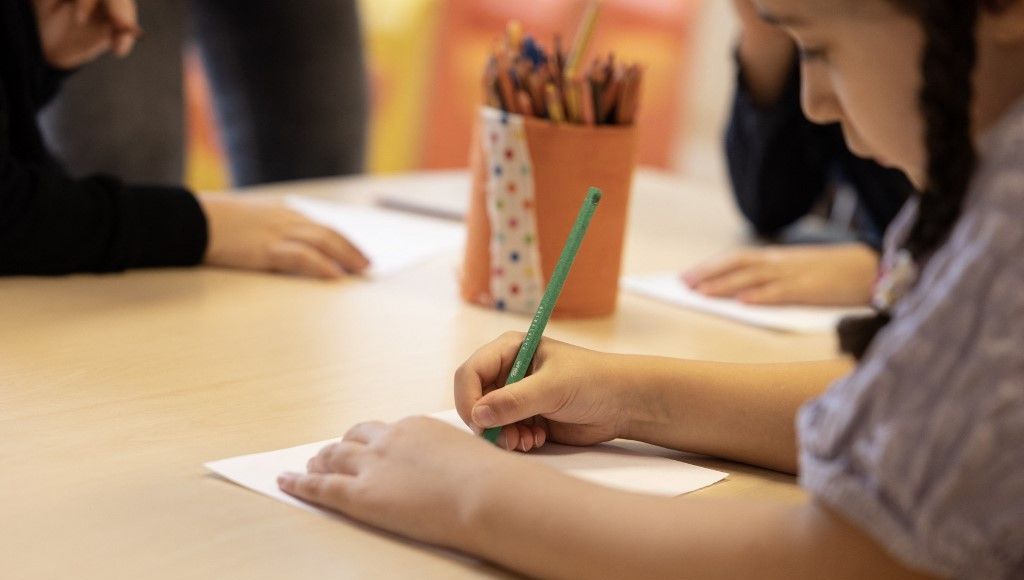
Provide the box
[838,0,983,358]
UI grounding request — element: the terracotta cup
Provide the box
[461,107,638,317]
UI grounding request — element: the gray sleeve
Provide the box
[797,186,1024,579]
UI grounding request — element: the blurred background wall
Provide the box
[184,0,738,190]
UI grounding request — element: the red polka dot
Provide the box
[522,199,533,210]
[510,283,521,295]
[507,182,517,194]
[508,217,518,228]
[492,267,505,277]
[490,132,499,144]
[504,148,514,160]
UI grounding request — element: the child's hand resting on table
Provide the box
[276,332,632,546]
[200,196,370,280]
[278,415,535,551]
[682,243,879,307]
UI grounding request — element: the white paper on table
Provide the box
[373,182,469,222]
[205,410,727,517]
[285,196,465,278]
[622,272,871,334]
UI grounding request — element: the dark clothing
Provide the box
[0,0,206,275]
[725,57,913,249]
[39,0,369,187]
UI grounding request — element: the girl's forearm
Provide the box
[618,357,852,473]
[465,470,929,580]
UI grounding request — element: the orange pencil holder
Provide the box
[461,106,638,317]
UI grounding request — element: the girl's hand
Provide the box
[278,417,532,550]
[199,195,370,279]
[32,0,140,69]
[454,333,636,452]
[682,243,879,307]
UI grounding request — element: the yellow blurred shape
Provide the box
[359,0,441,173]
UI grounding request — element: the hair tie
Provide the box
[871,249,918,311]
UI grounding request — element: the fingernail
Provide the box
[472,405,497,428]
[277,472,297,488]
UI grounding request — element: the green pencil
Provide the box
[483,186,602,444]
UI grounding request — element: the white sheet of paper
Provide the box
[622,272,871,334]
[205,410,727,517]
[286,196,465,278]
[373,182,468,222]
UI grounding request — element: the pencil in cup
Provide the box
[482,188,603,444]
[462,104,638,317]
[480,11,643,125]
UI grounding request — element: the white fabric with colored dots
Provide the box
[481,108,545,314]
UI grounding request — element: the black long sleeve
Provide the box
[724,55,912,249]
[0,1,207,275]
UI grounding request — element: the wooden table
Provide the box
[0,169,835,579]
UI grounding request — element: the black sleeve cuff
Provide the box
[119,182,208,269]
[21,0,74,106]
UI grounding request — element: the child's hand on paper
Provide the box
[200,195,370,279]
[682,243,878,307]
[32,0,141,69]
[454,332,632,452]
[277,416,544,549]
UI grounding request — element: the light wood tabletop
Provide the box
[0,169,837,579]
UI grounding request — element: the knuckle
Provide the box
[273,251,301,272]
[394,415,425,431]
[500,389,527,415]
[500,330,524,343]
[386,416,429,441]
[312,226,337,243]
[325,444,348,466]
[303,475,327,497]
[351,421,374,434]
[453,362,471,385]
[730,251,751,263]
[376,422,403,444]
[346,477,372,506]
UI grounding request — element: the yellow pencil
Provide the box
[506,20,524,52]
[563,77,580,123]
[545,83,566,123]
[564,0,601,77]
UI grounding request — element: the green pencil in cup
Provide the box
[482,187,602,444]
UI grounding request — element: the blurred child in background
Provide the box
[683,0,913,307]
[38,0,369,187]
[2,0,369,278]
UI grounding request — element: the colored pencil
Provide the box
[482,188,603,444]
